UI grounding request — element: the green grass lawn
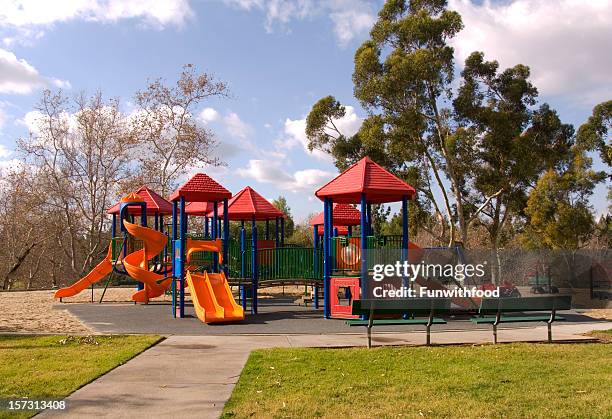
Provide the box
[222,342,612,418]
[0,334,161,418]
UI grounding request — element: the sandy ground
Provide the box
[0,290,93,334]
[0,285,309,334]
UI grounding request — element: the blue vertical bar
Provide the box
[172,200,178,318]
[204,216,209,238]
[360,193,367,306]
[333,227,338,237]
[179,197,186,318]
[313,224,319,309]
[111,214,117,238]
[223,198,229,276]
[212,201,218,271]
[323,198,330,318]
[347,225,352,237]
[280,217,285,246]
[212,202,218,239]
[240,221,246,311]
[366,203,372,236]
[251,216,258,314]
[141,205,147,227]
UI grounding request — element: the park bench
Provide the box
[471,295,571,344]
[347,298,451,348]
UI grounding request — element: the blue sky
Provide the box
[0,0,610,222]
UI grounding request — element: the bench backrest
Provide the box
[479,296,572,314]
[352,298,451,316]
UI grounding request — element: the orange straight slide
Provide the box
[186,271,244,323]
[54,244,113,299]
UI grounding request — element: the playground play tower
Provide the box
[315,157,417,318]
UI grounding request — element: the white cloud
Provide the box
[0,143,11,158]
[449,0,612,104]
[199,107,219,124]
[223,112,252,140]
[237,159,334,193]
[223,0,375,46]
[0,48,44,94]
[329,8,376,46]
[281,105,362,160]
[0,0,193,29]
[0,48,71,94]
[50,78,71,89]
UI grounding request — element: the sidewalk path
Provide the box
[39,321,612,419]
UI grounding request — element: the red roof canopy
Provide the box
[316,225,349,236]
[185,201,214,216]
[169,173,232,202]
[315,157,416,204]
[107,186,172,215]
[210,186,285,221]
[309,203,361,226]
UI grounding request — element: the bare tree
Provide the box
[132,64,228,195]
[18,90,138,276]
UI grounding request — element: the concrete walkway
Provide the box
[39,321,611,419]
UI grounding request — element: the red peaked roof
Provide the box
[107,186,172,215]
[185,201,214,216]
[169,173,232,202]
[309,203,361,226]
[315,157,416,204]
[211,186,285,221]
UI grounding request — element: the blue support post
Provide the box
[111,214,117,238]
[280,217,285,246]
[251,216,258,314]
[347,225,352,237]
[402,195,409,292]
[329,203,334,275]
[179,197,186,318]
[204,216,209,238]
[240,221,246,311]
[223,198,229,276]
[360,194,368,309]
[323,198,331,318]
[212,201,218,271]
[366,203,372,236]
[333,227,338,237]
[313,225,319,309]
[171,200,178,318]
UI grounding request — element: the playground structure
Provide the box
[54,179,246,324]
[55,156,550,323]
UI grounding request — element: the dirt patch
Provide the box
[0,290,92,334]
[0,287,168,334]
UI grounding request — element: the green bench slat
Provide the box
[346,318,447,326]
[471,316,565,324]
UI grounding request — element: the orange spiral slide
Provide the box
[122,221,172,303]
